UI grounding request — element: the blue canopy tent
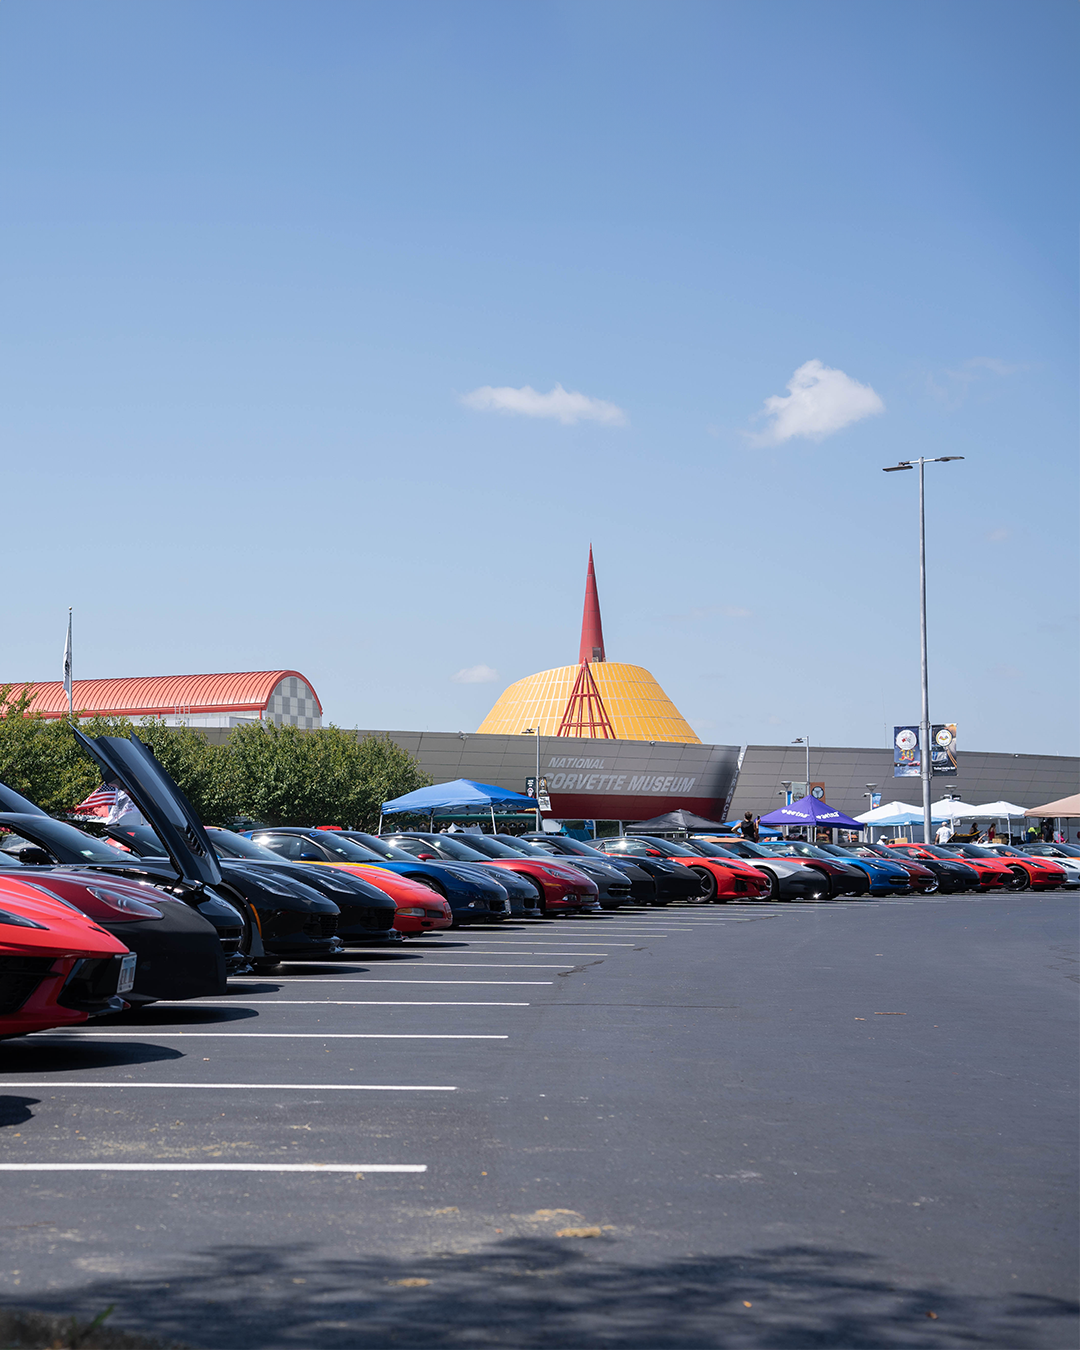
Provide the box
[379,778,539,834]
[758,794,863,833]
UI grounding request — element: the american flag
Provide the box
[74,783,118,816]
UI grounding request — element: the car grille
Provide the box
[0,956,54,1014]
[607,883,632,898]
[350,906,394,932]
[302,914,339,939]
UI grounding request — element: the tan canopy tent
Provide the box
[1024,794,1080,817]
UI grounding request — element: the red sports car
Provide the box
[949,843,1066,891]
[593,836,770,902]
[888,843,1012,890]
[0,875,135,1037]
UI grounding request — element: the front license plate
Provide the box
[117,953,137,994]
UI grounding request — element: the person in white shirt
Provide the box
[935,822,953,845]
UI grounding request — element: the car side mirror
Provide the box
[15,846,52,866]
[298,850,322,862]
[418,852,437,860]
[646,848,661,856]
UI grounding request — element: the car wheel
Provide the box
[1007,867,1029,891]
[253,959,283,974]
[763,870,783,901]
[686,868,713,904]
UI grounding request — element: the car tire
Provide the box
[1007,867,1029,891]
[763,870,784,901]
[686,868,713,904]
[253,959,283,975]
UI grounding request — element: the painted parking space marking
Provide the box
[158,1000,531,1007]
[38,1032,508,1040]
[0,1163,427,1173]
[0,1082,457,1091]
[229,979,554,986]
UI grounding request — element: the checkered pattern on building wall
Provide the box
[266,676,322,728]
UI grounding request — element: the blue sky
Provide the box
[2,0,1076,756]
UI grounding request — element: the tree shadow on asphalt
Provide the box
[18,1240,1077,1349]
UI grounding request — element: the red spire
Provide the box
[578,546,606,664]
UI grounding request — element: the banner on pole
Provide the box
[931,723,957,775]
[810,782,826,800]
[537,776,552,812]
[893,726,920,777]
[525,777,537,799]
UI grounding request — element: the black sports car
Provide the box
[520,833,692,905]
[105,824,401,950]
[492,835,633,909]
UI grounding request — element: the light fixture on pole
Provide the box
[883,455,964,844]
[522,727,541,831]
[791,737,810,789]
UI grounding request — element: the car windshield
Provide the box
[308,833,384,862]
[990,845,1027,857]
[697,838,770,858]
[637,837,699,856]
[948,844,997,858]
[1031,844,1080,858]
[389,835,487,862]
[762,842,836,860]
[205,829,283,861]
[0,817,135,863]
[684,841,738,858]
[341,833,423,862]
[526,836,603,857]
[106,825,169,857]
[494,836,550,857]
[448,835,526,859]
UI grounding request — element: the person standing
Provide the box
[935,820,953,845]
[739,811,759,843]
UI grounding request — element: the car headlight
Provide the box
[398,907,425,917]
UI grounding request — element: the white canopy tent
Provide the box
[929,798,981,819]
[971,801,1029,819]
[854,801,924,824]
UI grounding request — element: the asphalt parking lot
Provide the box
[1,891,1077,1349]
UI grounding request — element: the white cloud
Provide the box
[986,527,1010,543]
[753,359,884,445]
[460,383,627,426]
[452,664,499,684]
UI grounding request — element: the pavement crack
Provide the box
[556,960,605,978]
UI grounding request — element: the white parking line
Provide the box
[229,979,553,985]
[0,1082,456,1091]
[157,1000,530,1006]
[38,1032,508,1040]
[352,963,572,969]
[0,1163,426,1173]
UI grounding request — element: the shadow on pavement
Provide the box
[0,1042,183,1073]
[16,1240,1077,1349]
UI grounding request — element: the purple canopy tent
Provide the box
[759,794,863,831]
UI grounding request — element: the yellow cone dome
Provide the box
[477,662,700,744]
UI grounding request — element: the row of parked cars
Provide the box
[0,729,1073,1040]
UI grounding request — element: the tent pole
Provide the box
[378,813,383,834]
[490,805,497,835]
[429,810,434,832]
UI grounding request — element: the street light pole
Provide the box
[883,455,964,846]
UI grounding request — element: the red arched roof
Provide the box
[3,670,321,720]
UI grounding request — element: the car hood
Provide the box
[73,729,222,890]
[0,781,48,815]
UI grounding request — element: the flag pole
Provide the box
[63,608,73,719]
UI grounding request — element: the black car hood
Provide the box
[0,781,48,815]
[73,729,222,889]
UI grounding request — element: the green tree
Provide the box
[229,722,430,828]
[0,686,134,814]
